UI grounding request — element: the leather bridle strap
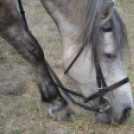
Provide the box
[84,77,129,102]
[93,46,107,88]
[18,0,28,28]
[64,40,88,74]
[93,26,113,88]
[47,61,100,112]
[101,27,112,32]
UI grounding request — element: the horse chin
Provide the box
[94,111,112,124]
[94,108,132,125]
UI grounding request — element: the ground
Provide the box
[0,0,134,134]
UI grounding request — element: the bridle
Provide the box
[18,0,129,113]
[61,26,129,112]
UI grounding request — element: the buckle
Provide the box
[98,97,111,113]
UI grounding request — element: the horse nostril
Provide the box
[119,107,132,124]
[124,108,132,117]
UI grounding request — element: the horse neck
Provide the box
[40,1,84,52]
[40,0,86,30]
[40,0,89,68]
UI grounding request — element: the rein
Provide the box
[17,0,28,28]
[18,0,129,113]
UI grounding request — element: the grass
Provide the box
[0,0,134,133]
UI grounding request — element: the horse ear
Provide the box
[99,2,114,26]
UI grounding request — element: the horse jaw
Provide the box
[63,37,99,98]
[42,0,133,124]
[62,31,133,124]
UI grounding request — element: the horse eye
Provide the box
[105,53,116,59]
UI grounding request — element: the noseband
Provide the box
[18,0,129,113]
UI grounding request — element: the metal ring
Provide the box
[99,97,111,113]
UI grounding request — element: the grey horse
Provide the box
[0,0,133,124]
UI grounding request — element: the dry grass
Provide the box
[0,0,134,133]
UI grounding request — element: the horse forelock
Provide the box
[73,0,128,59]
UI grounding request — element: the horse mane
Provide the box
[81,0,128,56]
[65,0,128,58]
